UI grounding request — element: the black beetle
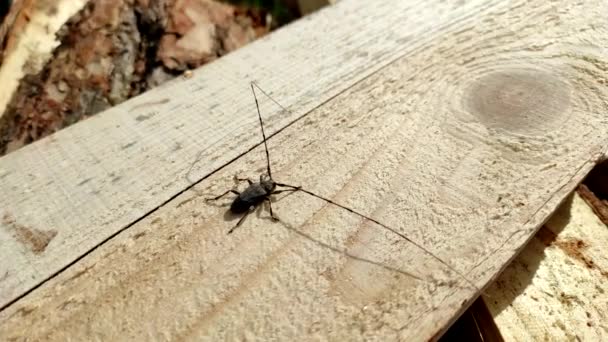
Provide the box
[202,82,480,291]
[206,174,298,233]
[205,83,299,233]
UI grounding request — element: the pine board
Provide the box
[486,192,608,341]
[0,0,503,308]
[0,0,607,340]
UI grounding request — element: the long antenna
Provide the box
[250,82,478,291]
[250,82,272,179]
[275,182,480,292]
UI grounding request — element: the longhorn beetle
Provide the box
[204,83,301,233]
[205,82,479,291]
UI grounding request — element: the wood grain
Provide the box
[486,193,608,340]
[0,0,607,340]
[0,0,498,308]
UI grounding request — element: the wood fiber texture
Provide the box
[0,0,607,340]
[486,193,608,340]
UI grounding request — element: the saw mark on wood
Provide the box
[132,231,147,240]
[121,141,137,150]
[135,111,160,122]
[77,177,92,186]
[2,213,57,254]
[63,264,96,284]
[129,98,170,113]
[8,306,35,320]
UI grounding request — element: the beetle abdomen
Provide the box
[230,197,255,213]
[230,183,268,213]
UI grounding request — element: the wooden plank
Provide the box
[0,0,607,339]
[0,0,501,308]
[485,192,608,340]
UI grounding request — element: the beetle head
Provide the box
[259,174,276,193]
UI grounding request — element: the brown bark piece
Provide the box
[0,0,269,156]
[158,0,261,70]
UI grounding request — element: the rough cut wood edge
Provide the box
[0,0,607,339]
[485,192,608,341]
[0,0,89,117]
[0,0,527,309]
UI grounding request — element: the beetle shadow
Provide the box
[232,190,426,280]
[205,187,422,279]
[209,190,454,285]
[216,190,476,291]
[223,207,241,221]
[256,214,424,281]
[220,201,268,230]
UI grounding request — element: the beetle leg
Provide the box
[237,178,253,185]
[265,198,279,222]
[275,182,301,191]
[233,175,253,185]
[228,211,250,234]
[271,188,300,195]
[205,189,240,201]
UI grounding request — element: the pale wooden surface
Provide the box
[0,0,607,340]
[0,0,476,308]
[486,192,608,341]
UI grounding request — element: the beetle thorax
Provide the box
[259,174,276,193]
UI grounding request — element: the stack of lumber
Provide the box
[0,0,606,340]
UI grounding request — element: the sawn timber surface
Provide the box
[0,0,497,308]
[1,0,608,340]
